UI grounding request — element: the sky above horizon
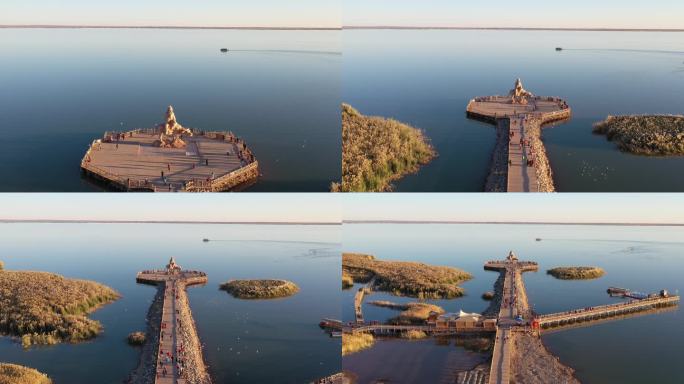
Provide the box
[2,1,682,29]
[345,0,684,29]
[1,194,683,224]
[344,194,684,224]
[0,0,340,28]
[0,194,340,223]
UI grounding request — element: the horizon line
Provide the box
[1,219,682,227]
[344,220,684,226]
[3,25,684,32]
[0,219,338,225]
[0,25,340,30]
[343,26,684,32]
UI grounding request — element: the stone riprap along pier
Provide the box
[466,79,571,192]
[81,106,259,192]
[136,258,211,384]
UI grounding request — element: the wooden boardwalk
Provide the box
[137,259,210,384]
[538,295,679,329]
[466,81,571,192]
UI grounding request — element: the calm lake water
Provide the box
[342,223,684,383]
[0,29,340,191]
[343,30,684,191]
[0,223,340,384]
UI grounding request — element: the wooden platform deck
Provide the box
[82,130,258,192]
[467,94,571,192]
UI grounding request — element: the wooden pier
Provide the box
[81,107,258,192]
[537,295,679,329]
[136,258,211,384]
[466,79,571,192]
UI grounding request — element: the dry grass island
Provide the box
[368,300,445,325]
[220,279,299,299]
[593,115,684,155]
[127,331,146,346]
[342,253,472,299]
[337,104,436,192]
[342,271,354,289]
[0,363,51,384]
[547,266,605,280]
[342,332,375,356]
[0,264,120,347]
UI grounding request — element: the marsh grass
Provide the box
[402,330,428,339]
[342,333,374,356]
[547,266,605,280]
[0,363,51,384]
[368,300,445,325]
[127,331,146,346]
[220,279,299,299]
[343,253,472,299]
[0,268,120,347]
[342,271,354,290]
[593,115,684,155]
[340,104,436,192]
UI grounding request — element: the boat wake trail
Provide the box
[562,48,684,56]
[226,49,341,56]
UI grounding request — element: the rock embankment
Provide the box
[176,282,212,384]
[510,333,579,384]
[484,121,510,192]
[593,115,684,155]
[525,119,555,192]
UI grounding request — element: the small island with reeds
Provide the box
[338,104,436,192]
[593,115,684,155]
[342,332,374,356]
[342,253,472,298]
[0,263,120,347]
[127,331,146,346]
[547,266,605,280]
[0,363,52,384]
[342,271,354,289]
[368,300,445,325]
[220,279,299,299]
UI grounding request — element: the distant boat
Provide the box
[220,48,229,53]
[203,238,210,242]
[535,238,542,242]
[555,47,563,51]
